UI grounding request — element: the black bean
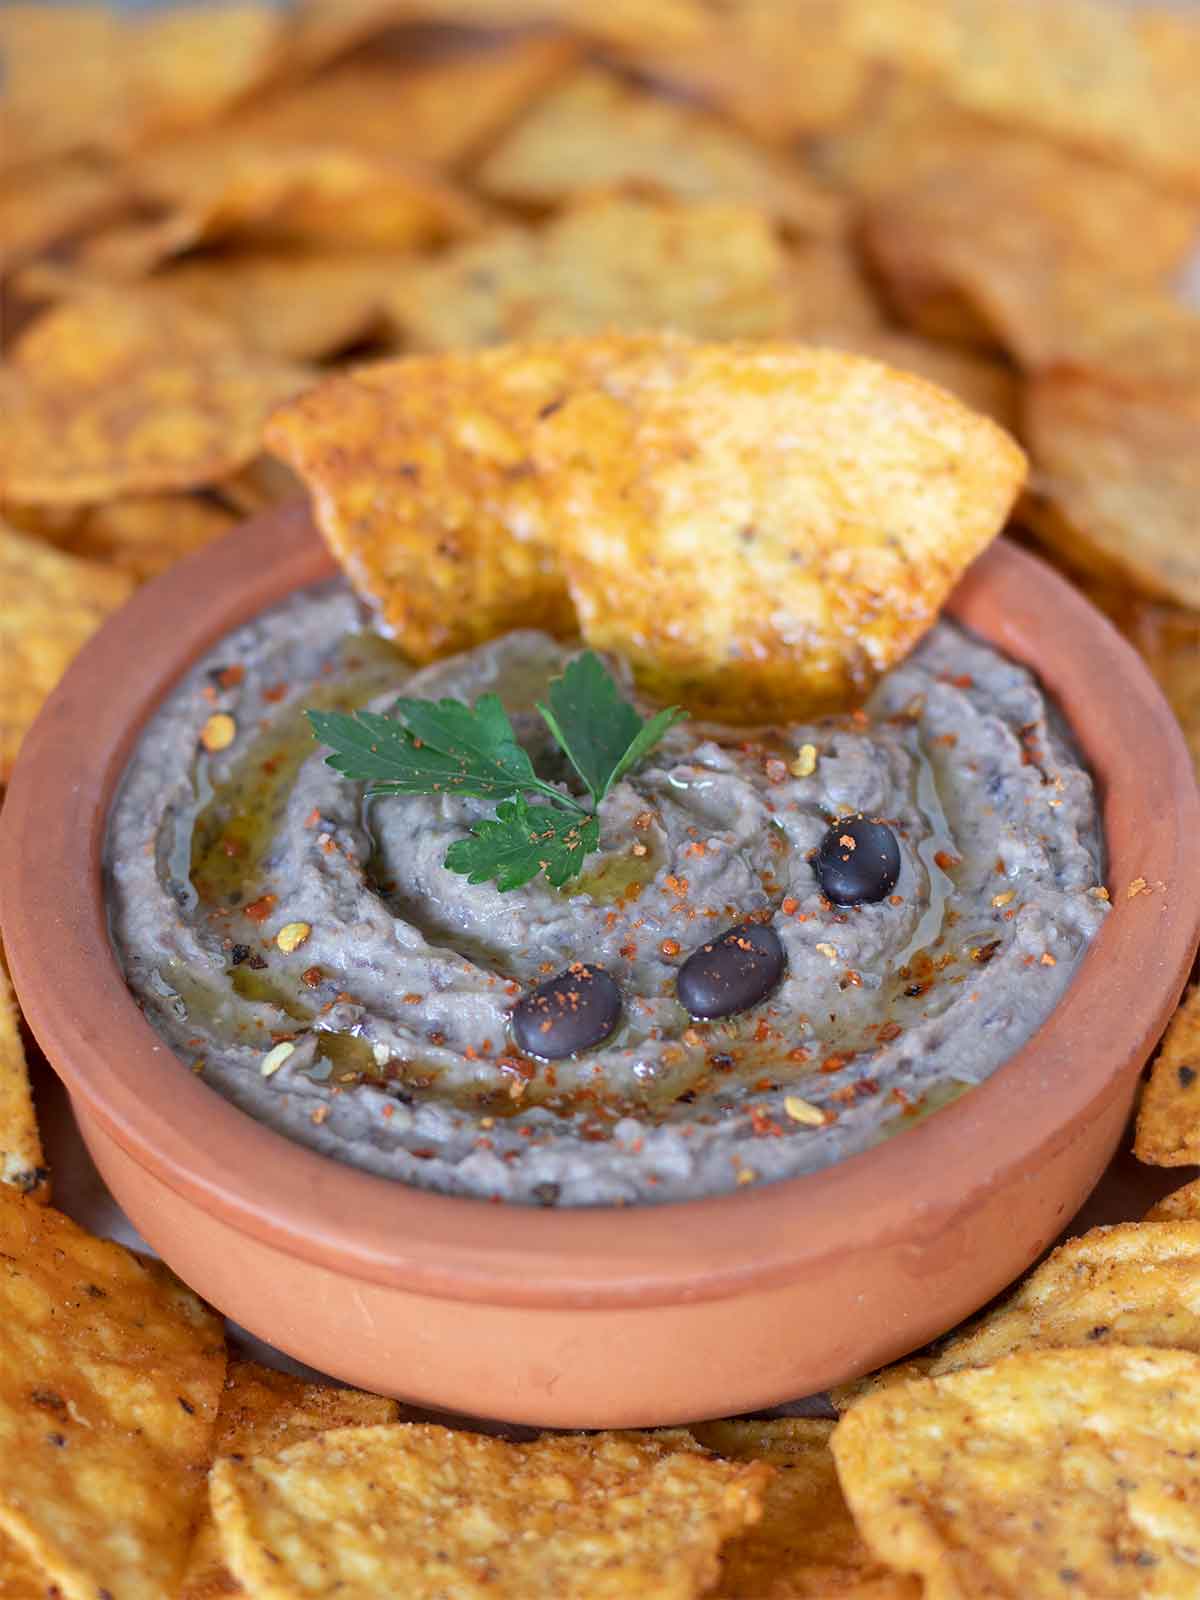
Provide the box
[676,922,785,1021]
[815,815,901,905]
[511,965,622,1060]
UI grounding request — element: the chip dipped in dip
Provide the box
[105,582,1108,1206]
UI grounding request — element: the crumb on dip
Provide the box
[105,581,1108,1206]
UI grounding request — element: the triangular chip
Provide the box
[832,1346,1200,1597]
[0,292,310,505]
[181,1360,399,1600]
[0,157,131,276]
[534,336,1026,719]
[1147,1177,1200,1223]
[1025,375,1200,610]
[393,195,796,350]
[234,35,580,170]
[211,1423,769,1600]
[0,520,135,781]
[123,3,287,141]
[0,954,48,1203]
[265,344,581,660]
[0,1188,226,1600]
[1136,985,1200,1166]
[0,6,125,169]
[690,1418,918,1598]
[474,67,845,236]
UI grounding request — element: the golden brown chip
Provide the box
[0,6,125,169]
[0,1187,226,1600]
[0,1529,52,1600]
[0,158,130,277]
[533,335,1026,719]
[62,495,238,583]
[578,0,871,144]
[782,241,886,340]
[153,250,409,363]
[1024,375,1200,610]
[853,0,1200,193]
[214,456,303,517]
[813,328,1018,433]
[279,0,563,76]
[181,1360,399,1600]
[473,67,845,236]
[0,292,310,505]
[1114,599,1200,789]
[859,147,1200,352]
[124,3,285,141]
[690,1418,918,1599]
[237,35,580,171]
[0,520,135,781]
[393,195,796,349]
[0,955,47,1204]
[86,135,479,276]
[1147,1178,1200,1224]
[264,344,579,660]
[1135,986,1200,1167]
[211,1422,769,1600]
[833,1345,1200,1598]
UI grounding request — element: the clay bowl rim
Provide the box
[2,501,1198,1313]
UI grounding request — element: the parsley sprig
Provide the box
[306,652,684,892]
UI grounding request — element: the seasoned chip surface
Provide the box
[0,521,135,782]
[395,195,796,350]
[833,1346,1200,1599]
[1136,986,1200,1167]
[212,1422,769,1600]
[535,335,1026,719]
[0,1189,226,1600]
[690,1418,918,1598]
[264,343,580,660]
[1025,376,1200,610]
[181,1360,400,1600]
[474,67,845,236]
[0,292,309,505]
[0,958,47,1205]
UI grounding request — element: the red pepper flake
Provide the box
[633,811,655,831]
[262,681,288,703]
[304,808,321,829]
[301,966,322,988]
[686,841,708,857]
[934,850,961,871]
[839,969,863,989]
[820,1051,856,1074]
[787,1047,812,1064]
[243,894,277,923]
[661,938,681,958]
[934,732,958,748]
[876,1020,903,1043]
[749,1105,783,1138]
[781,897,800,915]
[619,942,637,960]
[764,757,788,785]
[217,664,245,690]
[664,875,689,898]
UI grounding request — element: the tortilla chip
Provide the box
[153,250,409,363]
[280,0,563,75]
[1135,986,1200,1167]
[1024,375,1200,610]
[237,35,580,171]
[85,136,479,277]
[393,194,796,349]
[211,1422,769,1600]
[0,1529,54,1600]
[0,521,135,781]
[474,67,846,236]
[125,4,286,142]
[264,344,578,660]
[690,1418,918,1599]
[0,158,130,277]
[813,328,1018,433]
[0,957,47,1205]
[580,0,871,144]
[782,241,886,340]
[63,495,238,584]
[860,147,1200,353]
[853,0,1200,193]
[180,1360,399,1600]
[0,292,310,505]
[0,6,125,170]
[832,1345,1200,1597]
[1147,1179,1200,1224]
[0,1187,225,1600]
[1111,598,1200,789]
[214,457,303,517]
[534,335,1026,719]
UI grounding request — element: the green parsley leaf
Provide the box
[306,697,584,810]
[444,797,601,891]
[536,651,685,807]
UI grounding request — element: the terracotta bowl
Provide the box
[3,502,1198,1428]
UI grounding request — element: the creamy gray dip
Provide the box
[106,582,1108,1206]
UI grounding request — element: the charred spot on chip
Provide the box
[1179,1066,1196,1088]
